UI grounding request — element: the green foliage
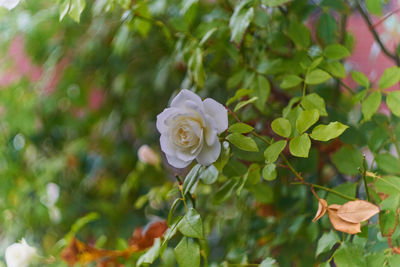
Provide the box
[2,0,400,266]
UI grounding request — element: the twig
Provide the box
[372,7,400,28]
[355,0,400,65]
[292,182,356,201]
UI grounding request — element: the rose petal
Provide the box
[204,114,218,146]
[160,134,176,156]
[196,140,221,166]
[165,153,192,168]
[156,107,181,134]
[203,98,228,134]
[171,89,204,110]
[176,149,197,162]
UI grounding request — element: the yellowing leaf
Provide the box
[313,198,328,222]
[336,200,380,223]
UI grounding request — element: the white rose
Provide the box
[0,0,21,10]
[5,239,37,267]
[156,89,228,168]
[138,145,160,166]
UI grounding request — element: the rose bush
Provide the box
[1,0,400,266]
[156,89,227,168]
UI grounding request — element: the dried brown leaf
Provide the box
[327,206,361,234]
[313,198,328,222]
[336,200,380,223]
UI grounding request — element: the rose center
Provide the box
[171,117,202,148]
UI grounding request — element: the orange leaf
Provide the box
[327,205,361,234]
[336,200,380,223]
[61,220,168,266]
[129,220,168,250]
[312,198,328,222]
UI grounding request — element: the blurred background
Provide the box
[1,0,400,266]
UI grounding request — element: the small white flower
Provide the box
[0,0,21,10]
[156,89,228,168]
[5,239,37,267]
[138,145,160,166]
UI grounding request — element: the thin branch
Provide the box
[355,0,400,65]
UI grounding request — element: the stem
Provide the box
[361,155,370,201]
[355,0,400,65]
[175,176,188,212]
[338,79,355,94]
[292,182,356,201]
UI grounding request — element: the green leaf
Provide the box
[366,0,383,16]
[262,163,277,181]
[287,21,311,48]
[379,66,400,89]
[261,0,292,7]
[226,133,259,152]
[234,96,258,112]
[366,252,386,267]
[324,44,350,60]
[323,61,346,78]
[137,238,162,266]
[379,209,398,236]
[252,75,271,111]
[226,88,253,105]
[228,123,254,134]
[316,231,339,256]
[305,69,332,85]
[271,118,292,138]
[199,27,217,46]
[387,91,400,117]
[317,13,338,45]
[214,141,230,172]
[332,146,363,175]
[351,71,370,88]
[388,254,400,267]
[326,182,356,205]
[301,93,328,116]
[65,212,99,242]
[59,0,70,21]
[264,140,287,163]
[188,48,205,87]
[374,175,400,195]
[251,183,273,203]
[178,208,203,239]
[289,133,311,158]
[229,0,254,46]
[280,74,303,89]
[380,194,400,212]
[183,164,202,195]
[375,153,400,174]
[362,91,381,121]
[69,0,86,22]
[245,163,261,185]
[310,122,349,141]
[174,237,200,267]
[260,257,278,267]
[296,109,320,134]
[199,165,219,185]
[213,178,238,204]
[309,57,324,69]
[333,243,366,267]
